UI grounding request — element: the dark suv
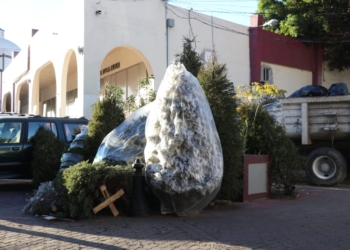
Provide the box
[0,114,88,179]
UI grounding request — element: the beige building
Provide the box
[2,1,350,118]
[1,0,250,119]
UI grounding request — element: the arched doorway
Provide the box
[3,92,11,112]
[33,62,56,116]
[17,81,29,114]
[64,51,78,118]
[100,46,154,102]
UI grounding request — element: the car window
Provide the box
[0,121,22,144]
[63,123,85,142]
[27,122,57,142]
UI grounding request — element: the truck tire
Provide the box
[306,147,347,186]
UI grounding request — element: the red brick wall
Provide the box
[249,15,323,85]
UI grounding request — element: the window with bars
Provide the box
[263,68,272,82]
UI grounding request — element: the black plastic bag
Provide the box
[328,82,350,96]
[288,85,328,98]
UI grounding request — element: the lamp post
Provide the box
[248,19,279,31]
[261,19,279,28]
[129,159,150,217]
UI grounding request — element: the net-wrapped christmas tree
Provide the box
[144,62,223,216]
[93,102,154,166]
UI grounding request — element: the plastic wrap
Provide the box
[144,62,223,216]
[60,153,85,168]
[60,125,88,169]
[328,82,350,96]
[93,102,155,166]
[288,85,328,98]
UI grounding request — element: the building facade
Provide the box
[0,27,21,112]
[2,0,250,119]
[249,15,350,96]
[2,1,350,119]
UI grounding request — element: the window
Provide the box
[66,89,78,117]
[27,122,57,142]
[0,122,22,144]
[100,62,147,101]
[263,68,272,82]
[63,123,85,142]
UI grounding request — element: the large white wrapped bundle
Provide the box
[60,125,88,169]
[144,62,223,216]
[93,102,155,166]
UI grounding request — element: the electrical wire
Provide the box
[169,0,350,16]
[165,3,350,44]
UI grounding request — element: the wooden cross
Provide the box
[93,185,124,217]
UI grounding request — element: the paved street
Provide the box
[1,183,350,250]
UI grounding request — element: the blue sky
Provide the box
[0,0,258,50]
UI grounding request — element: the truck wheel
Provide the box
[306,147,347,186]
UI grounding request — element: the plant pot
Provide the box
[243,154,270,202]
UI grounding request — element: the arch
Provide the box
[32,61,56,116]
[3,92,11,112]
[99,46,154,102]
[61,49,78,117]
[16,80,29,114]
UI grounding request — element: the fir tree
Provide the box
[84,83,125,162]
[197,55,244,201]
[31,127,66,186]
[176,36,203,77]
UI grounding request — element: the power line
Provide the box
[165,3,350,44]
[169,0,258,2]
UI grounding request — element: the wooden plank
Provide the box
[92,187,124,216]
[99,185,119,217]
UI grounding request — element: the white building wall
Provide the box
[166,5,250,87]
[2,47,28,96]
[261,62,312,96]
[27,0,85,116]
[2,0,251,119]
[322,63,350,89]
[82,0,167,118]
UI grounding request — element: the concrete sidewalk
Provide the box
[1,184,350,250]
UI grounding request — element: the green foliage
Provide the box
[257,0,350,71]
[237,82,286,150]
[125,76,156,113]
[197,54,244,201]
[176,36,203,77]
[31,127,66,186]
[84,82,125,162]
[237,103,306,195]
[237,82,286,104]
[54,161,134,219]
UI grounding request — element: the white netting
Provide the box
[144,62,223,216]
[93,102,155,166]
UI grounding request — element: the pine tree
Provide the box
[176,36,203,77]
[84,83,125,162]
[31,127,66,186]
[197,55,244,201]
